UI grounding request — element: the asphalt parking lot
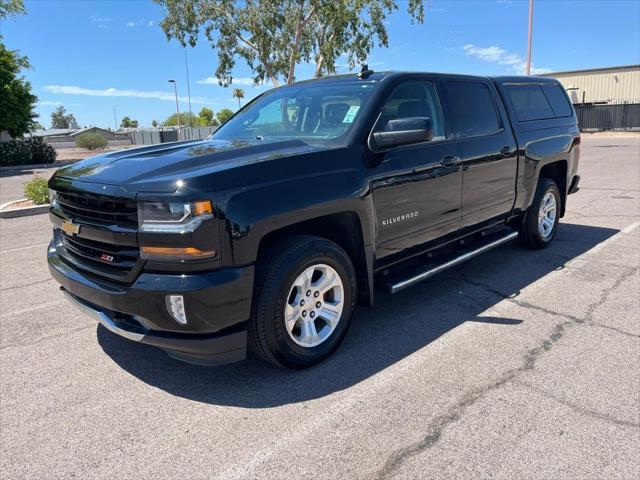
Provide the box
[1,137,639,479]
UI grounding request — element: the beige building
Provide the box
[541,64,640,104]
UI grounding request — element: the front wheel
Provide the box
[248,235,357,369]
[519,178,561,249]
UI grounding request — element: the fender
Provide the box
[216,150,377,305]
[513,127,580,213]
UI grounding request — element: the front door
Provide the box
[371,80,462,260]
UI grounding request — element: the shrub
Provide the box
[76,132,108,150]
[0,138,57,167]
[24,176,49,204]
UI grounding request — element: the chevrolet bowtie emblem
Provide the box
[61,220,80,236]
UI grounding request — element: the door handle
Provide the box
[440,155,461,167]
[501,146,514,156]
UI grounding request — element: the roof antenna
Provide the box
[358,64,374,79]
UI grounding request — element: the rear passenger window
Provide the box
[447,81,501,137]
[542,84,573,117]
[505,84,556,121]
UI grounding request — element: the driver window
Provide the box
[376,82,445,140]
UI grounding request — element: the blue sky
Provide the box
[2,0,639,129]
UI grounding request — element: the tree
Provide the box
[120,116,139,128]
[197,107,215,126]
[163,112,196,127]
[216,108,234,125]
[50,106,77,129]
[0,43,37,137]
[155,0,425,87]
[151,120,158,127]
[233,88,245,109]
[0,0,25,25]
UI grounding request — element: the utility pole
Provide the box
[168,80,181,140]
[526,0,534,76]
[113,105,118,131]
[184,49,194,129]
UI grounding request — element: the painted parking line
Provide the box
[0,242,50,254]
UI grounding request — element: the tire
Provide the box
[519,178,561,249]
[248,235,357,369]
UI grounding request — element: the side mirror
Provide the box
[371,117,434,149]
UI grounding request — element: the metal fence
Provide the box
[573,103,640,132]
[130,127,218,145]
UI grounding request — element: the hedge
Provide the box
[0,138,57,167]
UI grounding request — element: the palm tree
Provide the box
[233,88,245,109]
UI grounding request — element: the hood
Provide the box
[54,138,323,193]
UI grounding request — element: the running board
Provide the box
[384,230,518,294]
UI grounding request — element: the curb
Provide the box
[0,162,68,173]
[0,198,50,218]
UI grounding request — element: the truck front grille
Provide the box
[57,191,138,227]
[61,232,139,274]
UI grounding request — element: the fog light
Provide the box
[166,295,187,324]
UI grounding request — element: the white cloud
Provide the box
[463,44,550,75]
[38,101,80,107]
[197,76,262,87]
[90,14,112,28]
[43,85,216,105]
[126,19,150,28]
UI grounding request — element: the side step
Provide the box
[383,230,519,294]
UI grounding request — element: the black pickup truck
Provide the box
[47,71,580,368]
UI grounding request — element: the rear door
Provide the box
[371,79,462,259]
[445,79,518,228]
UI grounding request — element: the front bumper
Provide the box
[48,242,254,365]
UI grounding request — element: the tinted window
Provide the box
[213,83,375,147]
[376,82,445,140]
[447,81,501,137]
[505,84,555,121]
[542,84,573,117]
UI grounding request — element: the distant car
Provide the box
[48,71,580,368]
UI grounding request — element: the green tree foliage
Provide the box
[155,0,425,87]
[50,106,77,129]
[0,0,25,25]
[216,108,234,125]
[233,88,245,109]
[75,132,107,150]
[197,107,220,126]
[0,43,37,137]
[120,116,139,128]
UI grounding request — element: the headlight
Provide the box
[48,188,57,205]
[138,200,213,233]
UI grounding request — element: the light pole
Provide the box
[184,49,194,129]
[168,79,181,139]
[525,0,534,76]
[113,105,118,131]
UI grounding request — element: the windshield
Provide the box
[212,83,376,147]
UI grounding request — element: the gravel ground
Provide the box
[0,137,638,479]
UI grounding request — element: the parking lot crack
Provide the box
[514,380,640,428]
[373,264,639,479]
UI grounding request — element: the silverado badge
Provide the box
[61,220,80,236]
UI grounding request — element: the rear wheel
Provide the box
[248,235,357,369]
[519,178,561,249]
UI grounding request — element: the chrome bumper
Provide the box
[62,288,146,342]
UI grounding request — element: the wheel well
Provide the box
[257,212,371,306]
[539,160,568,216]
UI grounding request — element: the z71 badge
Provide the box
[381,211,419,227]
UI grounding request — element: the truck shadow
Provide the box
[98,222,618,408]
